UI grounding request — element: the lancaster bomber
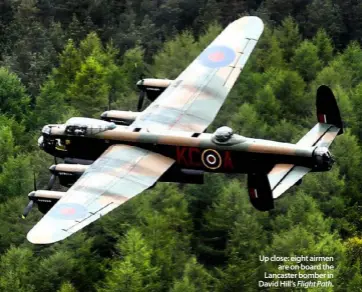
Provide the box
[23,16,344,244]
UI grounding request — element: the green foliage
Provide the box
[306,0,345,47]
[313,29,334,65]
[212,184,268,291]
[100,260,143,292]
[0,196,40,252]
[252,26,286,72]
[254,84,281,125]
[262,68,310,122]
[231,103,268,138]
[0,125,16,164]
[337,42,362,87]
[67,56,110,117]
[275,17,301,62]
[58,282,77,292]
[33,251,76,292]
[335,237,362,291]
[171,257,214,292]
[35,32,141,120]
[0,68,30,122]
[0,247,35,292]
[332,132,362,184]
[0,154,32,199]
[101,228,160,292]
[350,84,362,139]
[152,31,197,79]
[291,40,322,81]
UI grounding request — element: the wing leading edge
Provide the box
[130,16,264,133]
[27,145,174,244]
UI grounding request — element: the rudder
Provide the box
[316,85,343,135]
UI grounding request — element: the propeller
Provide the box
[47,175,56,190]
[21,173,37,219]
[137,89,146,111]
[21,200,34,219]
[47,156,58,190]
[33,172,37,191]
[137,74,147,111]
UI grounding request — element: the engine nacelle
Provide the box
[49,164,88,187]
[28,190,65,214]
[137,78,172,101]
[101,110,141,125]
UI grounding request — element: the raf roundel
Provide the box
[199,45,236,68]
[202,149,222,170]
[49,203,88,220]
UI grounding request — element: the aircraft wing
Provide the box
[27,145,174,244]
[130,16,264,133]
[268,124,340,199]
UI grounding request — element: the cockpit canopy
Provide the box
[65,117,116,136]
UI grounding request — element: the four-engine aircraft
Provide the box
[22,16,344,244]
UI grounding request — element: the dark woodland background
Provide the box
[1,0,362,291]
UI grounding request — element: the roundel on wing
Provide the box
[199,45,236,68]
[201,149,222,170]
[49,203,88,220]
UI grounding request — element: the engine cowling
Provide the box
[137,78,172,102]
[100,110,141,125]
[28,190,65,214]
[49,164,88,187]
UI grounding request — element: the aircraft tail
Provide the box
[252,85,345,205]
[316,85,343,135]
[297,85,344,148]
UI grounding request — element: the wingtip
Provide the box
[231,16,264,38]
[236,15,264,25]
[26,227,67,245]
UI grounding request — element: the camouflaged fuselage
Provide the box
[40,124,321,174]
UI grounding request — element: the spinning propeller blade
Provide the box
[22,173,37,219]
[47,174,56,190]
[33,172,37,191]
[21,200,34,219]
[46,156,58,190]
[137,90,145,111]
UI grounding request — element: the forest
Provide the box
[0,0,362,291]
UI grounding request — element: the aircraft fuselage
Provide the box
[38,123,333,175]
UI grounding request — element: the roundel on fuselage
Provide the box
[201,149,222,170]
